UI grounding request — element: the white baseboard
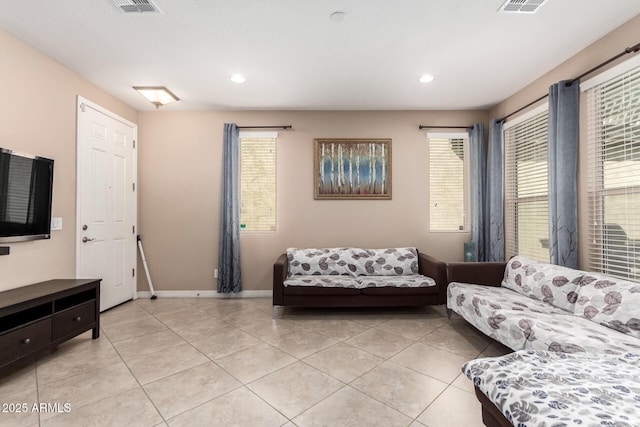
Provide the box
[136,290,272,299]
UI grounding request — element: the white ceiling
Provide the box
[1,0,640,111]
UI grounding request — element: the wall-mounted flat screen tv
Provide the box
[0,148,54,243]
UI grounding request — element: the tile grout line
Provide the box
[95,324,166,424]
[35,328,149,424]
[35,359,41,427]
[9,301,500,426]
[150,303,295,424]
[108,305,230,423]
[151,308,299,422]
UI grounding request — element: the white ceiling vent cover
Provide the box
[499,0,548,14]
[112,0,162,13]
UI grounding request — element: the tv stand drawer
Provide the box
[0,318,52,366]
[53,300,97,341]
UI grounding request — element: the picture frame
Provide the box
[314,138,392,200]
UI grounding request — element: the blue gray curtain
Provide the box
[548,81,579,268]
[469,123,486,261]
[218,123,242,293]
[485,119,505,261]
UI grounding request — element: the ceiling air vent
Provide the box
[498,0,548,14]
[112,0,162,13]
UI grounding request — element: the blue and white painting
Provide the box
[314,139,391,199]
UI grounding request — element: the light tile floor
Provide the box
[0,298,511,427]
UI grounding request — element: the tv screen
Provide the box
[0,148,54,243]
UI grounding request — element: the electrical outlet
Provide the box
[214,268,218,278]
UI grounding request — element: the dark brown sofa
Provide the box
[273,249,447,316]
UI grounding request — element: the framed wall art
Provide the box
[314,138,391,200]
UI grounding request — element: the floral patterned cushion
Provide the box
[283,276,360,288]
[447,282,640,355]
[284,274,434,289]
[574,272,640,339]
[286,248,352,277]
[357,275,435,288]
[505,310,640,355]
[502,255,586,313]
[463,350,640,427]
[448,282,567,351]
[348,248,419,276]
[286,247,419,277]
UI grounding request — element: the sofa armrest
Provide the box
[418,252,448,304]
[447,262,506,287]
[273,253,288,305]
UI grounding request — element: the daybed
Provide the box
[447,255,640,426]
[272,247,447,316]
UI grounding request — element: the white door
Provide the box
[76,97,137,311]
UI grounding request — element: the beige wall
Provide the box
[0,29,137,291]
[3,13,639,293]
[488,14,640,271]
[137,110,487,291]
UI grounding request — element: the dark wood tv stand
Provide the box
[0,279,101,374]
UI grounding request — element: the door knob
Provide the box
[82,236,96,243]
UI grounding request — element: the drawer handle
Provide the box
[73,316,82,322]
[22,338,31,344]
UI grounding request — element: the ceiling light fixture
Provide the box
[330,11,347,23]
[230,74,247,84]
[133,86,179,108]
[418,74,435,83]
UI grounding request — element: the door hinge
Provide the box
[80,103,86,113]
[133,140,136,149]
[132,268,135,277]
[132,225,135,234]
[132,183,136,191]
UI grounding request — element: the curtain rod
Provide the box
[498,41,640,123]
[567,41,640,86]
[418,125,470,130]
[237,125,292,129]
[497,94,548,124]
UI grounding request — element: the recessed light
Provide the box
[230,74,246,84]
[418,74,435,83]
[330,11,347,23]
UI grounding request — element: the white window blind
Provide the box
[239,134,276,232]
[428,133,469,232]
[504,107,550,262]
[585,63,640,281]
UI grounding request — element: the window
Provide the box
[428,133,469,232]
[584,59,640,280]
[504,105,549,262]
[239,132,276,232]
